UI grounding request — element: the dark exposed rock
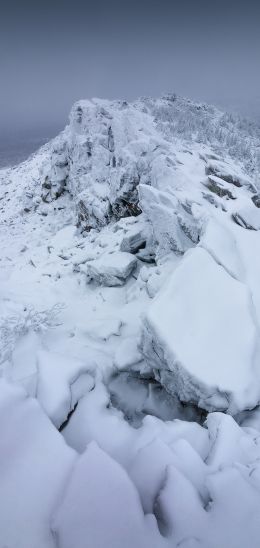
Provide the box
[42,176,67,203]
[205,177,235,200]
[76,198,111,231]
[252,194,260,208]
[202,192,227,211]
[205,165,242,187]
[112,197,142,220]
[42,178,52,190]
[75,106,83,124]
[177,214,200,244]
[111,175,142,220]
[232,213,256,230]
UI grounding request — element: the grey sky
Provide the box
[1,0,260,138]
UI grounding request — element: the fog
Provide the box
[1,0,260,140]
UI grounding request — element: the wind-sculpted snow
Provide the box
[0,380,76,548]
[1,95,260,547]
[2,379,260,547]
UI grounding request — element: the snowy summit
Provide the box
[1,94,260,547]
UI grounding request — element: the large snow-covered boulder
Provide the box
[141,246,260,413]
[205,159,257,192]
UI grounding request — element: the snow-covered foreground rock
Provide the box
[142,245,260,413]
[1,94,260,546]
[142,213,260,413]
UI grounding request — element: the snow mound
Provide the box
[53,441,161,548]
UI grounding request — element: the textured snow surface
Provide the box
[1,94,260,547]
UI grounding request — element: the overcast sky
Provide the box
[1,0,260,138]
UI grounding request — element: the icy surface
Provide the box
[1,94,260,547]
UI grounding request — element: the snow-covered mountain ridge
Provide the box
[1,95,260,547]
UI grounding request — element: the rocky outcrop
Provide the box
[41,141,69,202]
[37,97,260,246]
[205,176,235,200]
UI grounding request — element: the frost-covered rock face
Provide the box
[2,94,260,547]
[38,96,260,252]
[42,99,149,230]
[41,142,69,203]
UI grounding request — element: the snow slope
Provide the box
[1,95,260,547]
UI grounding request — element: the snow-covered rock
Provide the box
[37,349,94,428]
[119,221,149,253]
[141,246,260,413]
[87,251,137,286]
[30,95,259,240]
[232,204,260,230]
[205,159,257,191]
